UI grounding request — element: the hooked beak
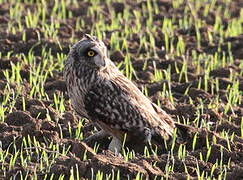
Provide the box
[90,47,106,68]
[94,57,106,67]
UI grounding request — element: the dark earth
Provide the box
[0,0,243,179]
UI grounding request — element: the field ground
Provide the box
[0,0,243,179]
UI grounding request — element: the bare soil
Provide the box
[0,0,243,179]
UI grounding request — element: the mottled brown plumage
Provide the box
[64,34,175,152]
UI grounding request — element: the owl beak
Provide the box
[91,47,106,68]
[94,56,106,67]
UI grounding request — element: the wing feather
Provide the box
[84,62,175,141]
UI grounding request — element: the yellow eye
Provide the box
[87,50,95,57]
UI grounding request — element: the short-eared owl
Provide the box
[64,34,175,153]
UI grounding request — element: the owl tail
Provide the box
[150,127,173,151]
[151,122,191,151]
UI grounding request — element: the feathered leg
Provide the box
[108,136,122,155]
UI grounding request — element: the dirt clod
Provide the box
[1,0,243,179]
[5,111,34,126]
[29,105,48,119]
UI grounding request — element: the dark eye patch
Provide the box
[76,42,96,56]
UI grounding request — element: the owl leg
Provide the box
[144,127,152,144]
[108,136,122,154]
[83,130,109,143]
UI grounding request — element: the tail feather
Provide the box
[151,122,192,148]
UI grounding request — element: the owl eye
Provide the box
[86,50,96,57]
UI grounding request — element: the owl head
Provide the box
[69,34,108,69]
